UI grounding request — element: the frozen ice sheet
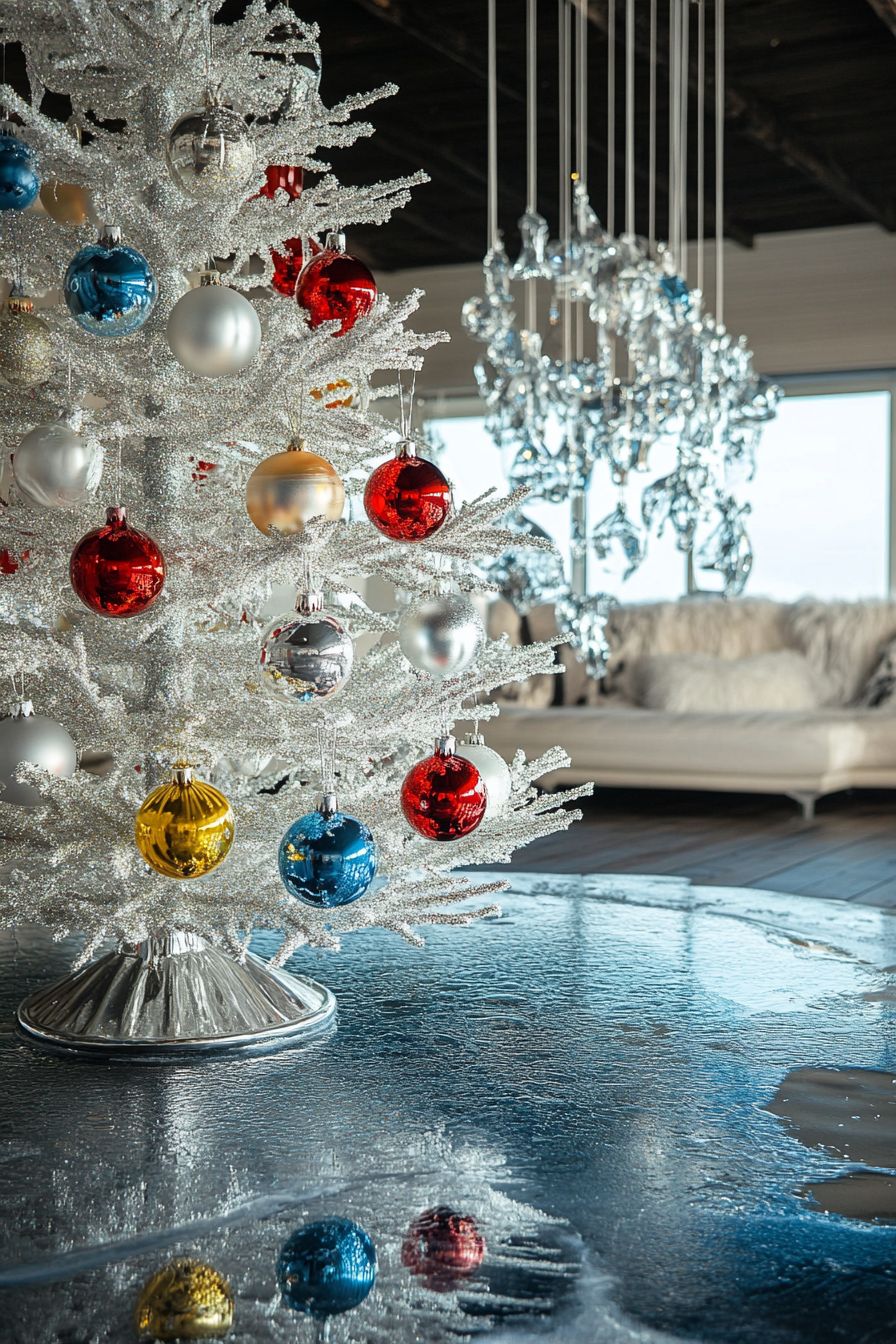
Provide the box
[2,875,896,1342]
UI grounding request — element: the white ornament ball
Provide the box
[0,702,77,807]
[398,592,485,679]
[456,738,512,816]
[166,281,261,378]
[13,421,103,509]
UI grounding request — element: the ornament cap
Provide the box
[395,438,419,460]
[285,436,308,454]
[318,790,339,817]
[99,222,122,246]
[11,699,34,720]
[296,590,323,615]
[5,293,34,316]
[172,762,195,786]
[325,230,346,253]
[435,733,456,757]
[462,731,486,747]
[105,505,127,527]
[0,120,26,142]
[199,269,223,287]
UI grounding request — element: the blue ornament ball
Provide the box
[278,1218,377,1318]
[63,233,158,337]
[0,133,39,212]
[279,808,377,908]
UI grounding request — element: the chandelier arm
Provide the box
[648,0,657,248]
[715,0,725,322]
[625,0,634,235]
[679,0,689,279]
[697,0,705,294]
[526,0,538,333]
[487,0,498,251]
[606,0,615,234]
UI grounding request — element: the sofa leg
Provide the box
[786,791,819,822]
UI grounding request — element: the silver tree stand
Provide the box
[16,930,336,1059]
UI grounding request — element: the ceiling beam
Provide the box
[865,0,896,39]
[347,0,753,247]
[586,0,896,233]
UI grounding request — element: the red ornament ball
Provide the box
[401,1207,486,1293]
[70,505,165,618]
[364,448,451,542]
[255,164,304,201]
[296,233,377,336]
[271,237,304,297]
[401,747,486,842]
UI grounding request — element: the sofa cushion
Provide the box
[637,650,833,713]
[787,599,896,705]
[856,635,896,709]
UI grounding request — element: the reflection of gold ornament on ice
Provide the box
[136,1257,234,1340]
[134,763,234,880]
[245,437,344,537]
[39,179,92,226]
[0,295,54,389]
[309,377,355,408]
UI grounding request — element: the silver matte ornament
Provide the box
[259,591,354,704]
[13,421,103,509]
[166,272,261,378]
[456,733,512,816]
[0,700,77,807]
[398,592,485,679]
[165,100,256,202]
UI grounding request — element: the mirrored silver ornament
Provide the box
[0,699,77,807]
[165,101,256,201]
[456,733,512,816]
[13,421,103,509]
[398,592,485,679]
[259,591,354,704]
[166,273,261,378]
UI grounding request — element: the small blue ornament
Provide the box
[279,799,377,908]
[278,1218,377,1318]
[0,131,39,212]
[63,225,157,337]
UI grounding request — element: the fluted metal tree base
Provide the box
[16,931,336,1060]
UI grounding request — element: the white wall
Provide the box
[387,223,896,397]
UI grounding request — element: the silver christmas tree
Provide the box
[0,1,589,1052]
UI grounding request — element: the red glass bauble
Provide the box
[271,236,303,297]
[70,505,165,618]
[401,1207,485,1293]
[401,747,486,841]
[296,240,377,336]
[255,164,304,201]
[364,449,451,542]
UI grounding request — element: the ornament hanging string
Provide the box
[487,0,498,251]
[648,0,657,249]
[696,0,705,295]
[316,723,338,793]
[525,0,538,334]
[715,0,725,322]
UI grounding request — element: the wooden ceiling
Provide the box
[280,0,896,271]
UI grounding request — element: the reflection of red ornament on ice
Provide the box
[296,230,376,335]
[401,1207,486,1292]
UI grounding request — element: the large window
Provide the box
[427,378,895,604]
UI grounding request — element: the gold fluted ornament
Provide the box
[0,295,55,389]
[245,436,344,537]
[135,763,235,880]
[39,179,93,226]
[136,1257,234,1340]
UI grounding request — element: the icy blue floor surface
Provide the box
[3,874,896,1342]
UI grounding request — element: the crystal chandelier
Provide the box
[463,0,780,674]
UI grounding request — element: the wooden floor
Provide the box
[481,788,896,908]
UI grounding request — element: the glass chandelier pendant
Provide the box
[295,230,377,335]
[63,223,158,337]
[278,789,377,908]
[364,438,451,542]
[0,122,39,211]
[134,763,235,880]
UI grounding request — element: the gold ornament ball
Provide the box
[135,763,235,880]
[0,296,55,389]
[39,179,93,226]
[135,1257,234,1340]
[245,438,344,537]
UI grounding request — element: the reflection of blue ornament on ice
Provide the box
[279,795,377,908]
[279,1217,377,1318]
[63,224,158,337]
[0,127,39,211]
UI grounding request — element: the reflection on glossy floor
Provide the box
[481,787,896,905]
[5,877,896,1343]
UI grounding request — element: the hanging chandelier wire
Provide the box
[464,0,780,675]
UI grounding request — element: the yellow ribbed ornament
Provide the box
[135,1257,234,1340]
[245,437,344,537]
[135,763,234,880]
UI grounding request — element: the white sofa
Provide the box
[481,597,896,817]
